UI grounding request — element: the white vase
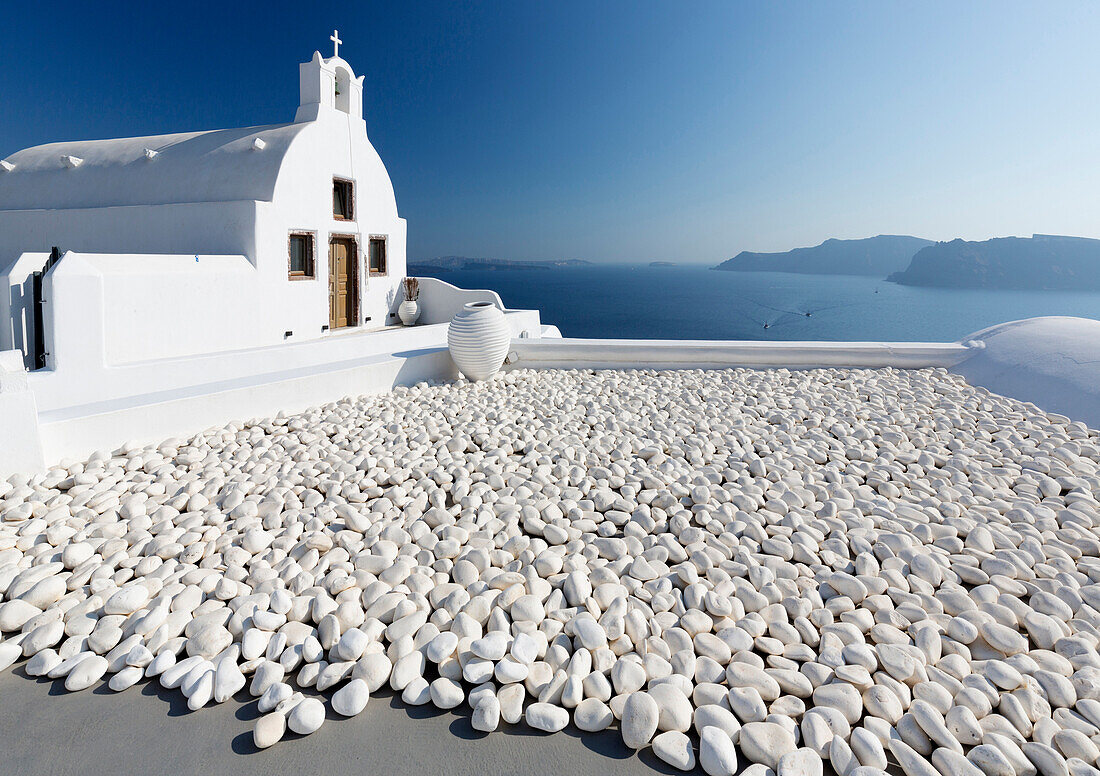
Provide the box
[447,301,511,381]
[399,299,420,326]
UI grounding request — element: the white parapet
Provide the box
[505,337,974,371]
[0,349,45,475]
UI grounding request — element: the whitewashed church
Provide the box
[0,36,546,475]
[0,33,407,367]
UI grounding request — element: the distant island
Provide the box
[408,256,592,272]
[713,235,934,277]
[888,234,1100,291]
[649,261,676,267]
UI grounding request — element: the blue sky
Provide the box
[2,1,1098,263]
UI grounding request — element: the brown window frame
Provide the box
[333,177,355,221]
[368,235,388,277]
[288,231,316,279]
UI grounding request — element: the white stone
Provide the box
[511,632,540,665]
[526,702,569,733]
[695,704,742,740]
[103,585,150,616]
[573,618,608,650]
[498,684,525,724]
[187,625,232,659]
[353,652,392,693]
[812,682,862,725]
[186,669,215,710]
[740,722,798,770]
[653,730,697,772]
[258,682,293,713]
[430,677,464,709]
[700,725,739,776]
[214,659,246,703]
[649,682,694,733]
[621,691,660,749]
[65,654,108,691]
[472,694,500,732]
[287,698,325,736]
[778,748,824,776]
[109,665,144,692]
[401,677,432,706]
[0,600,41,631]
[254,712,286,749]
[574,697,614,732]
[26,649,62,677]
[471,631,509,661]
[332,678,370,717]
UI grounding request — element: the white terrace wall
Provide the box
[26,306,543,466]
[47,253,265,368]
[24,251,267,413]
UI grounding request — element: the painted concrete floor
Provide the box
[0,660,695,776]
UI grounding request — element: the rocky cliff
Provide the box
[714,235,933,276]
[888,235,1100,290]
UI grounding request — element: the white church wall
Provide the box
[1,47,412,374]
[295,52,364,124]
[361,221,407,327]
[252,204,331,341]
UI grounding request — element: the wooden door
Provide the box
[328,237,358,329]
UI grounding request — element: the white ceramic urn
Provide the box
[447,301,511,381]
[398,299,420,326]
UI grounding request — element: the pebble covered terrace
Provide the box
[1,366,1099,776]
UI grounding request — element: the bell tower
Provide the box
[295,31,365,123]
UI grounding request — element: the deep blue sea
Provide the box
[421,265,1100,341]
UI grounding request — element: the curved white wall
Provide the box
[416,277,505,325]
[260,109,407,341]
[951,316,1100,429]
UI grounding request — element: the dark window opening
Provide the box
[333,178,354,220]
[289,232,315,278]
[369,237,387,276]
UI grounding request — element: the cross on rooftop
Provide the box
[330,29,342,58]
